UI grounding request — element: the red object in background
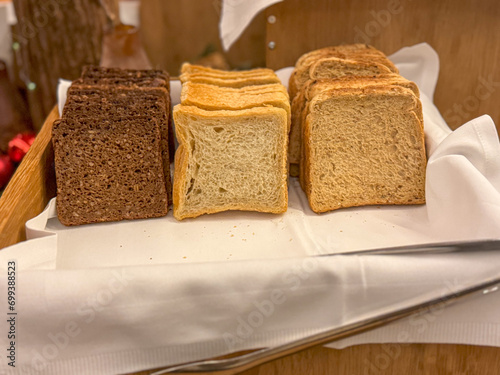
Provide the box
[0,60,33,153]
[8,132,36,163]
[0,154,15,189]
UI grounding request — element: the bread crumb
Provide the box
[183,256,187,259]
[242,239,247,242]
[230,234,234,237]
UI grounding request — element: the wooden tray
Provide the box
[1,107,500,374]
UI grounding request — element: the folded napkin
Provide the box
[220,0,283,50]
[1,43,500,375]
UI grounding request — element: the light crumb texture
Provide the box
[288,75,422,171]
[52,116,169,226]
[173,105,288,220]
[302,86,426,213]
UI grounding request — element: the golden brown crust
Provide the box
[181,63,275,77]
[289,44,399,100]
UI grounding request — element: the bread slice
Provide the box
[64,86,172,203]
[81,65,170,91]
[294,44,391,69]
[301,85,426,213]
[308,57,393,79]
[288,75,422,175]
[72,79,175,162]
[181,63,275,79]
[78,66,173,159]
[52,115,169,226]
[288,44,398,99]
[188,82,289,96]
[179,73,282,88]
[173,105,288,220]
[180,81,291,131]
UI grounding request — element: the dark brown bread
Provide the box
[52,115,169,226]
[81,65,170,90]
[70,81,175,162]
[78,66,173,160]
[64,86,172,203]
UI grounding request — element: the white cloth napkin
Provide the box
[119,0,140,27]
[1,43,500,375]
[220,0,283,51]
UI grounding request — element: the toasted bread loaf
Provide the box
[301,86,426,213]
[173,105,288,220]
[52,115,169,226]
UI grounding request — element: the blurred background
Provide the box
[0,0,268,190]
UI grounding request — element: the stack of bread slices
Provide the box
[289,44,426,213]
[52,66,173,226]
[173,63,291,220]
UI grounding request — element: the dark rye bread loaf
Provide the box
[52,115,169,226]
[81,65,170,91]
[78,66,173,160]
[71,80,175,162]
[64,86,172,204]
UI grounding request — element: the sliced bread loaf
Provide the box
[300,85,426,213]
[181,63,275,79]
[179,73,282,88]
[52,115,169,225]
[288,75,422,175]
[172,105,289,220]
[81,65,170,90]
[72,79,175,162]
[180,81,291,131]
[288,44,398,99]
[64,86,172,203]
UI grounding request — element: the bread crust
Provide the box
[289,44,398,99]
[180,81,291,132]
[181,63,276,78]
